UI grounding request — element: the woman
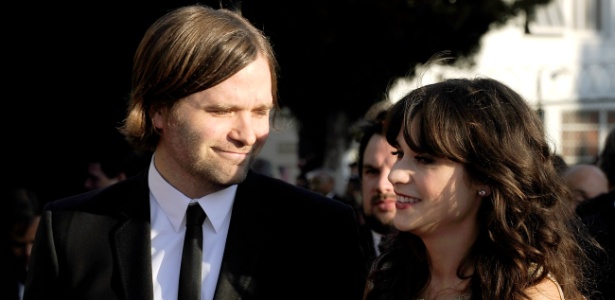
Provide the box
[364,78,596,300]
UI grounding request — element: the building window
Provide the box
[525,0,564,35]
[526,0,602,35]
[561,110,614,164]
[573,0,601,31]
[561,110,599,163]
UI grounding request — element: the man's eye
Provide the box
[211,110,230,115]
[364,169,378,175]
[254,109,271,116]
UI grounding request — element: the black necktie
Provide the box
[178,203,206,300]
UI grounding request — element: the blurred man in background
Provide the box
[355,101,396,268]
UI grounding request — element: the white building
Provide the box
[255,107,301,184]
[260,0,615,188]
[390,0,615,165]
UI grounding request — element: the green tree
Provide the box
[202,0,552,174]
[225,0,549,174]
[6,0,550,199]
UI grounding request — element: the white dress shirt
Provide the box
[371,230,383,256]
[148,157,235,300]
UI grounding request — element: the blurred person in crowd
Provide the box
[576,189,615,300]
[25,4,367,300]
[83,143,151,191]
[364,77,597,300]
[576,128,615,300]
[562,163,608,205]
[597,128,615,190]
[354,100,396,269]
[307,167,346,201]
[307,167,362,218]
[1,188,41,300]
[295,172,310,189]
[82,128,151,192]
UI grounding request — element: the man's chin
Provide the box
[225,165,250,184]
[205,162,250,187]
[364,215,393,234]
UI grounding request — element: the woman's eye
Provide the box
[391,150,403,159]
[415,155,434,164]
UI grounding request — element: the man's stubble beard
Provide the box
[191,144,263,191]
[364,214,393,235]
[192,154,254,190]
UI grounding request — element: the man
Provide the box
[83,139,150,191]
[598,128,615,190]
[307,167,362,221]
[1,188,41,300]
[562,163,608,204]
[576,189,615,300]
[25,5,367,300]
[306,168,346,201]
[355,101,397,268]
[576,128,615,300]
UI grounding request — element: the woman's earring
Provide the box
[478,190,486,197]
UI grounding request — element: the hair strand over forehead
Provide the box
[119,4,278,153]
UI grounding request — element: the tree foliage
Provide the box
[6,0,551,200]
[224,0,550,174]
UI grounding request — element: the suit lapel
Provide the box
[214,171,267,300]
[110,172,154,300]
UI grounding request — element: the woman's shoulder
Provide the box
[524,274,565,300]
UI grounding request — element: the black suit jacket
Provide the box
[576,191,615,300]
[24,169,368,300]
[0,248,22,300]
[357,225,378,271]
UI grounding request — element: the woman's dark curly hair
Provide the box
[364,78,597,300]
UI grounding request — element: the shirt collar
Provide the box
[148,155,236,233]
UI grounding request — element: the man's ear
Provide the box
[151,106,166,130]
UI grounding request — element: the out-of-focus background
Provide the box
[5,0,614,203]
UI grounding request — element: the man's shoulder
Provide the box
[45,173,148,213]
[576,190,615,218]
[240,171,350,209]
[242,171,314,195]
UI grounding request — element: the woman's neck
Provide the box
[419,220,478,300]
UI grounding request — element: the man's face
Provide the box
[84,162,122,191]
[361,134,397,226]
[152,55,273,196]
[563,164,609,204]
[309,174,334,196]
[10,216,40,270]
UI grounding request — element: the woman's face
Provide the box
[387,129,482,237]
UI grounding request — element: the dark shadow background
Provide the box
[6,1,197,203]
[5,0,538,204]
